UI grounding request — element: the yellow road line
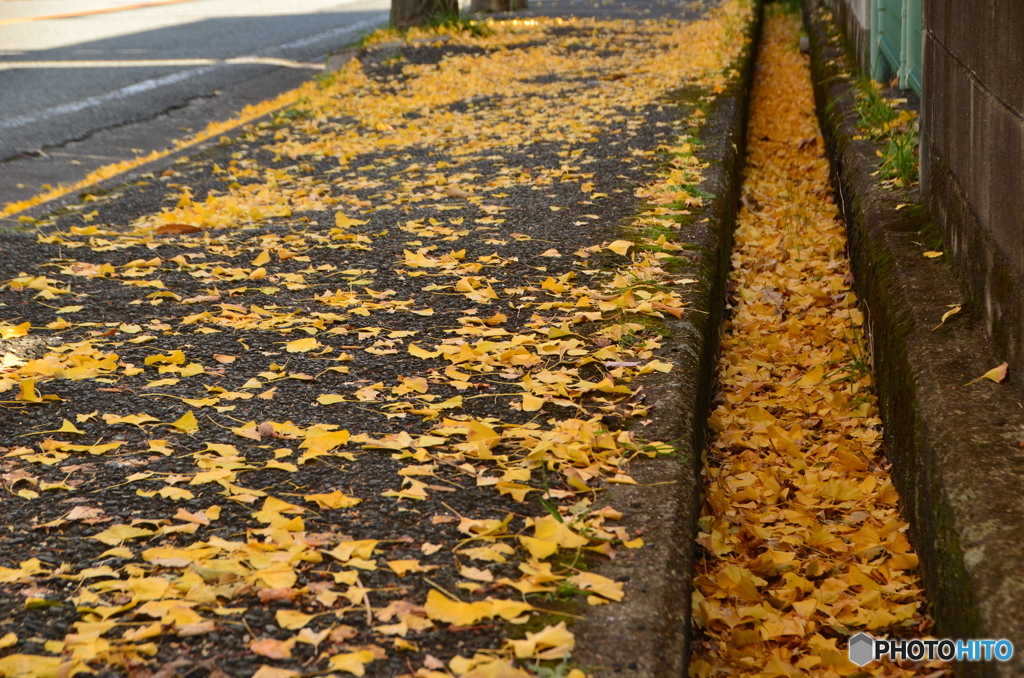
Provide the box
[0,0,202,27]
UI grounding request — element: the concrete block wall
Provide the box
[827,0,871,72]
[921,0,1024,386]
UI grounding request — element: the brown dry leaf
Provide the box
[252,667,300,678]
[173,508,210,526]
[182,294,221,304]
[249,637,295,659]
[66,506,106,522]
[156,223,202,234]
[257,588,299,603]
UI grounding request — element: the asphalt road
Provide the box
[0,0,388,208]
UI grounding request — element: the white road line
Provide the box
[0,13,384,131]
[0,56,325,70]
[0,66,211,130]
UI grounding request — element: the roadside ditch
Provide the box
[801,2,1024,676]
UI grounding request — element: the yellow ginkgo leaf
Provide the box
[463,663,536,678]
[128,576,171,601]
[275,609,315,630]
[157,486,195,501]
[522,393,545,412]
[251,249,271,266]
[252,667,300,678]
[796,364,824,387]
[335,214,367,229]
[606,240,633,256]
[304,490,361,509]
[386,559,430,576]
[932,305,961,331]
[89,524,155,545]
[532,514,589,548]
[0,656,62,677]
[0,322,29,340]
[459,565,494,582]
[423,590,494,626]
[169,410,199,433]
[327,651,376,676]
[145,350,186,366]
[408,343,441,359]
[26,419,85,436]
[964,362,1009,387]
[285,337,320,353]
[568,572,623,601]
[518,536,558,560]
[507,621,576,659]
[17,379,41,403]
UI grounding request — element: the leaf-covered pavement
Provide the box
[0,4,751,677]
[689,10,947,678]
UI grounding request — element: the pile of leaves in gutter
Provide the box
[0,3,750,677]
[688,10,947,678]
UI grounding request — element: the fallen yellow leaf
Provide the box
[169,410,199,433]
[606,240,633,256]
[285,337,320,353]
[964,361,1009,387]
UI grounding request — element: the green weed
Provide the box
[551,581,584,601]
[854,76,920,188]
[529,656,576,678]
[854,78,899,135]
[775,0,802,16]
[424,7,492,36]
[878,131,918,188]
[275,96,312,123]
[830,319,872,385]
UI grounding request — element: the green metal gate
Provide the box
[870,0,922,95]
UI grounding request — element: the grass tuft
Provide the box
[423,7,493,36]
[854,77,920,188]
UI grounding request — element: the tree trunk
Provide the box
[390,0,458,28]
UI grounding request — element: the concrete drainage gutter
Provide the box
[573,4,763,676]
[802,2,1024,675]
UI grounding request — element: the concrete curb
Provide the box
[802,2,1024,675]
[572,4,763,676]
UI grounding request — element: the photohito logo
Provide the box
[848,633,1015,666]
